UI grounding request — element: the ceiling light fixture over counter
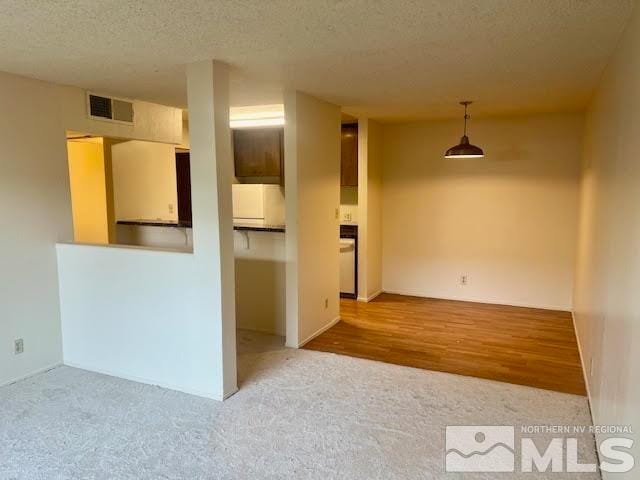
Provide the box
[445,101,484,159]
[229,104,284,128]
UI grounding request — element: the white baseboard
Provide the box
[357,290,383,303]
[236,324,285,337]
[381,289,571,312]
[297,316,340,348]
[571,312,602,469]
[63,360,224,401]
[571,312,595,416]
[0,362,62,388]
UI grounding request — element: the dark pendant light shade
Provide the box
[445,101,484,159]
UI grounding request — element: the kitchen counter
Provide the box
[117,220,285,233]
[233,223,285,233]
[117,219,192,228]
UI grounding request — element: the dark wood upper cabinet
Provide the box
[233,128,284,179]
[175,151,192,226]
[341,124,358,186]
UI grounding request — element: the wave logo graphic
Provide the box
[446,426,515,472]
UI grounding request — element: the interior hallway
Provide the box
[0,330,596,480]
[304,294,586,395]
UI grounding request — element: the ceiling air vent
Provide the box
[87,93,134,124]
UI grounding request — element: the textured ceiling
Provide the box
[0,0,634,121]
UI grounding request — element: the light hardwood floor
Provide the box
[303,293,586,395]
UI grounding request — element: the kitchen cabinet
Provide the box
[175,151,192,226]
[233,128,283,179]
[341,123,358,186]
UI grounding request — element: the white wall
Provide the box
[573,3,640,475]
[0,71,73,386]
[285,91,341,347]
[114,225,285,336]
[58,85,182,144]
[235,231,286,335]
[340,186,358,224]
[357,118,383,301]
[116,224,192,249]
[186,60,237,398]
[56,60,237,400]
[0,69,199,389]
[56,244,220,398]
[111,140,178,222]
[382,113,583,310]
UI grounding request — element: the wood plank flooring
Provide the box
[303,293,586,395]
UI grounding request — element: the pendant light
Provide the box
[445,101,484,158]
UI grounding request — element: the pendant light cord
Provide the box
[463,103,468,136]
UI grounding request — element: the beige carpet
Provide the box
[0,330,598,479]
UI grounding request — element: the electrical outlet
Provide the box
[14,338,24,355]
[324,298,329,309]
[344,212,352,222]
[460,275,468,285]
[168,203,175,214]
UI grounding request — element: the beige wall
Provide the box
[573,3,640,473]
[357,118,383,301]
[111,140,178,222]
[340,186,358,223]
[58,85,182,144]
[179,116,190,149]
[67,138,109,244]
[234,231,286,335]
[382,113,583,310]
[186,60,238,398]
[0,71,73,386]
[285,91,341,347]
[0,69,194,388]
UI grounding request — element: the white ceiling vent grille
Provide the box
[87,93,134,124]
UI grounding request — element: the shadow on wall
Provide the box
[399,113,583,180]
[380,112,584,311]
[235,257,286,336]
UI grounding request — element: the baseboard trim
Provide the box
[223,386,239,400]
[0,362,62,388]
[571,312,602,470]
[357,290,383,303]
[63,360,223,401]
[571,312,595,416]
[297,316,340,348]
[381,289,571,312]
[236,324,285,337]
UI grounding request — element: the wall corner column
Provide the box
[186,60,237,399]
[284,91,341,348]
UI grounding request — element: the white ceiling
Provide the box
[0,0,634,121]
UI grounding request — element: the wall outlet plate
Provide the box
[14,338,24,355]
[460,275,468,285]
